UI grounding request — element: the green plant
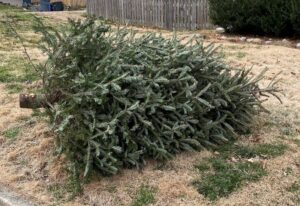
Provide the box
[0,69,15,82]
[0,56,38,83]
[236,52,246,59]
[250,143,288,157]
[194,158,266,201]
[81,12,89,18]
[0,9,32,34]
[209,0,299,37]
[131,185,156,206]
[48,184,67,201]
[290,0,300,34]
[3,127,21,139]
[287,181,300,193]
[218,143,288,159]
[47,164,83,202]
[195,161,211,172]
[193,142,288,200]
[5,83,23,93]
[292,139,300,147]
[32,17,280,182]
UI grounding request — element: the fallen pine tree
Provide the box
[22,18,280,182]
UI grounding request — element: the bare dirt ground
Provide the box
[0,10,299,206]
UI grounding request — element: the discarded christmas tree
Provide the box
[30,18,280,177]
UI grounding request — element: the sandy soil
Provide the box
[0,11,299,206]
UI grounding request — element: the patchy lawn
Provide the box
[0,4,299,206]
[193,143,288,201]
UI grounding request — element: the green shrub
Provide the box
[290,0,300,35]
[209,0,262,35]
[209,0,299,37]
[33,18,279,178]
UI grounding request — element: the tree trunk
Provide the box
[19,93,48,109]
[20,91,64,109]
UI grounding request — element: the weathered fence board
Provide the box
[87,0,212,30]
[60,0,86,8]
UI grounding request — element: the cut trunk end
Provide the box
[19,93,47,109]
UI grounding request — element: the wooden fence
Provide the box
[59,0,86,8]
[87,0,211,30]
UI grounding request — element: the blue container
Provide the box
[52,2,64,11]
[23,0,32,7]
[40,0,51,11]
